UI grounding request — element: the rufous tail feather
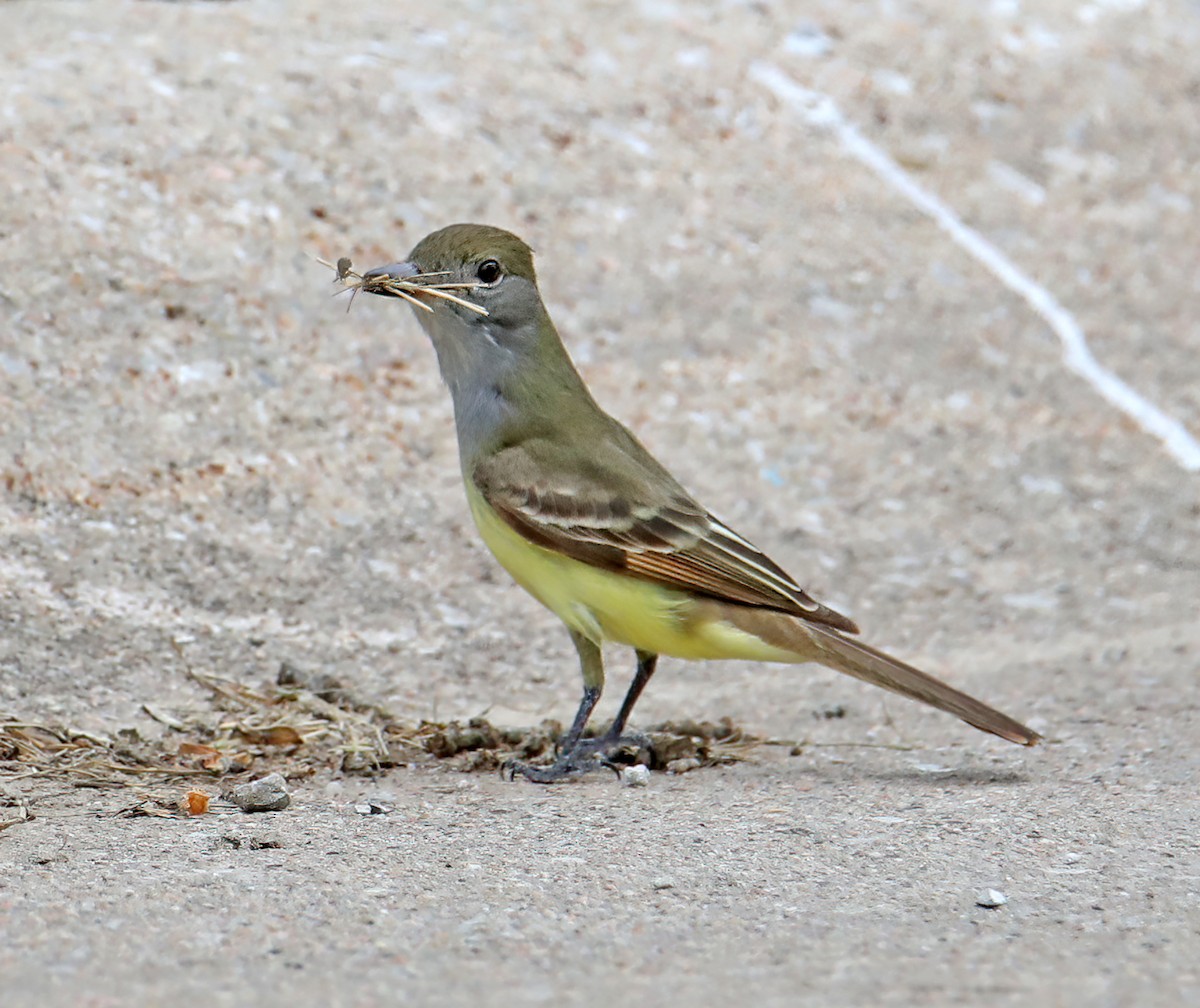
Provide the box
[720,605,1040,745]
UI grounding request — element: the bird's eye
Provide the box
[476,259,503,285]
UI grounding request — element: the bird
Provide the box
[353,223,1040,782]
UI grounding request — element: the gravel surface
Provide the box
[2,1,1199,1005]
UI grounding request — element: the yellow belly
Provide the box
[467,486,796,662]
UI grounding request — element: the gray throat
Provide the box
[411,303,599,471]
[416,310,524,464]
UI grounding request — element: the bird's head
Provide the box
[357,224,585,433]
[362,223,542,334]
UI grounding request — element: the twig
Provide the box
[316,256,489,316]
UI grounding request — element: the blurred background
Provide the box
[3,0,1196,739]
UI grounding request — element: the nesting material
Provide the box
[1,688,764,816]
[319,256,489,315]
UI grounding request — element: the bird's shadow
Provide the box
[760,745,1039,787]
[859,765,1034,786]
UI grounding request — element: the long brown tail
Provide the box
[718,604,1040,745]
[807,626,1040,745]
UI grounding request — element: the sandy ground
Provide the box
[2,0,1199,1004]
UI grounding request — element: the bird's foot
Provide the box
[503,748,620,784]
[503,730,651,784]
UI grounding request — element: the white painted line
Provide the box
[750,62,1200,473]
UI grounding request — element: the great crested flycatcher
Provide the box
[354,223,1039,782]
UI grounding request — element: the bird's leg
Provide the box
[505,630,615,784]
[606,650,658,740]
[570,651,658,765]
[555,684,602,757]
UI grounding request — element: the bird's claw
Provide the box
[503,737,637,784]
[502,752,619,784]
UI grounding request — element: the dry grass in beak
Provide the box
[318,257,489,316]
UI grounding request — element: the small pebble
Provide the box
[353,801,394,815]
[224,772,290,813]
[622,765,651,787]
[652,877,675,890]
[976,889,1008,909]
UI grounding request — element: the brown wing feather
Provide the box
[473,450,858,634]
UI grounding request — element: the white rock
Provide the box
[622,765,651,788]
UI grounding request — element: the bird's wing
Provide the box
[471,438,859,634]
